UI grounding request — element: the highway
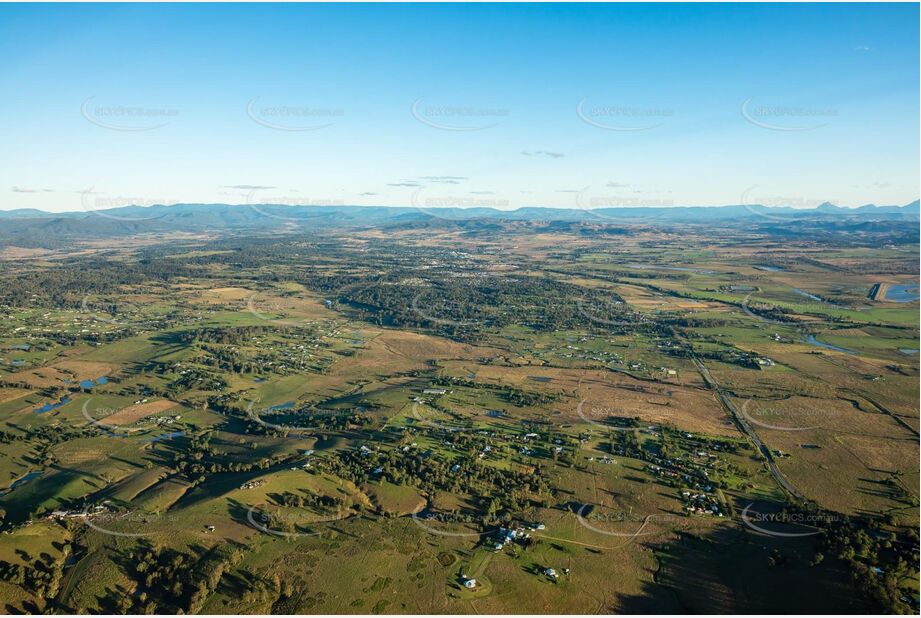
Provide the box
[691,356,806,502]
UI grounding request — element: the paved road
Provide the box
[691,356,805,502]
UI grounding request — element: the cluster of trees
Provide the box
[0,258,195,309]
[123,542,244,614]
[234,569,304,610]
[173,326,329,377]
[195,344,295,375]
[178,325,285,345]
[661,428,745,455]
[428,375,560,407]
[0,426,104,523]
[266,410,372,432]
[697,348,768,369]
[320,445,551,523]
[813,513,919,613]
[186,239,647,341]
[0,546,69,600]
[334,275,637,341]
[211,397,376,437]
[607,428,740,492]
[741,302,799,323]
[168,431,296,482]
[278,490,342,510]
[165,366,227,394]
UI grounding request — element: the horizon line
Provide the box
[2,199,919,215]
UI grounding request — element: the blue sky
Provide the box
[1,2,918,212]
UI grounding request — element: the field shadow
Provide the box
[617,524,871,613]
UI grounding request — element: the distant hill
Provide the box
[0,208,55,218]
[0,201,917,247]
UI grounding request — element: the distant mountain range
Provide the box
[0,200,917,222]
[0,201,917,247]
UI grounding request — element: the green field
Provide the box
[0,223,916,614]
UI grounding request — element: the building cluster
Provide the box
[681,491,724,517]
